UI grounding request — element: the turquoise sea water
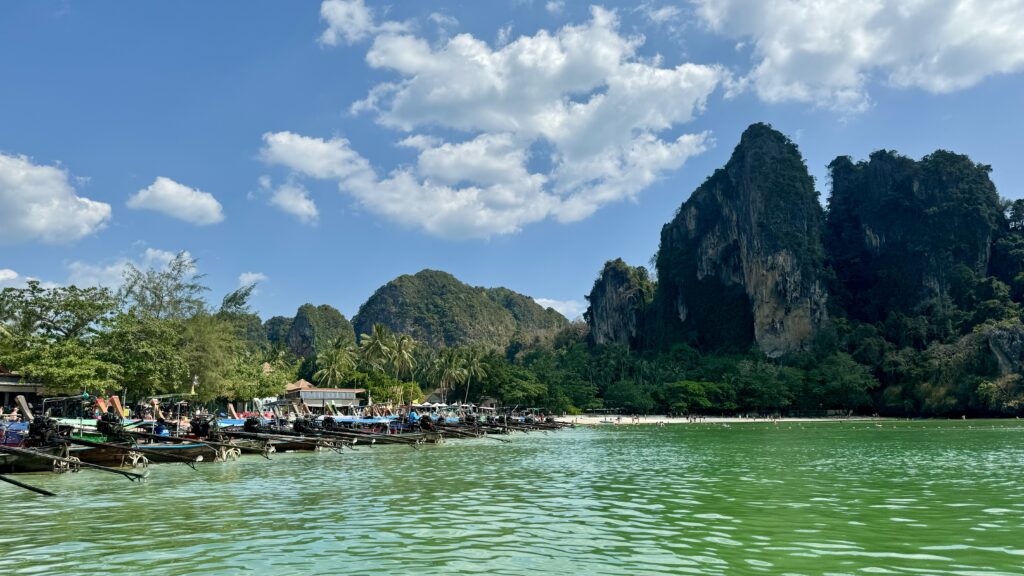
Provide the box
[2,420,1023,575]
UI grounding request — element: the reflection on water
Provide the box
[2,421,1024,575]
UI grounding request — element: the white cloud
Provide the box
[0,152,111,244]
[286,7,720,238]
[496,25,513,47]
[127,177,224,225]
[238,271,268,287]
[269,182,319,225]
[0,269,20,288]
[545,1,565,14]
[534,297,584,320]
[396,134,442,150]
[692,0,1024,112]
[0,268,61,290]
[640,4,682,25]
[429,12,458,37]
[319,0,408,46]
[67,248,189,289]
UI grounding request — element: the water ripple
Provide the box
[2,422,1023,575]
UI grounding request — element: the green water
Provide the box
[2,421,1023,575]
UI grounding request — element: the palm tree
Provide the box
[313,340,357,387]
[359,323,393,373]
[389,333,417,381]
[433,348,466,404]
[462,347,488,404]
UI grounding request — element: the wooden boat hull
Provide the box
[270,439,320,452]
[134,443,217,463]
[0,445,68,474]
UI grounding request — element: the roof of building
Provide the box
[285,379,365,394]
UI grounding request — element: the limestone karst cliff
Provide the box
[653,123,828,357]
[826,149,1003,323]
[584,259,654,347]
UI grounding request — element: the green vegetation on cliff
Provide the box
[352,269,567,350]
[574,123,1024,417]
[585,259,654,348]
[3,123,1024,418]
[654,123,827,356]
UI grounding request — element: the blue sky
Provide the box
[2,0,1023,321]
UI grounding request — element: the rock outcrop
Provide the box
[826,149,1002,321]
[655,123,828,357]
[986,324,1024,376]
[284,304,355,359]
[352,269,567,350]
[584,259,653,348]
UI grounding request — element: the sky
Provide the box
[2,0,1024,321]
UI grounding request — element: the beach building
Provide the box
[284,379,365,410]
[0,367,44,408]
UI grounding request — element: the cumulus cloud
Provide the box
[0,269,59,290]
[692,0,1024,112]
[67,248,188,288]
[534,297,585,320]
[0,152,111,244]
[238,271,268,287]
[0,269,20,288]
[127,177,224,225]
[295,6,720,238]
[270,182,319,225]
[319,0,408,46]
[545,1,565,14]
[257,175,319,225]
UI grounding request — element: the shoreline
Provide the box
[555,415,961,426]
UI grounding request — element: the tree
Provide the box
[807,353,879,411]
[0,281,115,340]
[604,380,654,413]
[232,352,297,401]
[359,323,393,373]
[977,374,1024,414]
[180,313,248,402]
[427,348,466,404]
[389,333,417,381]
[663,380,712,414]
[0,281,121,394]
[461,346,488,403]
[313,341,357,387]
[97,312,188,397]
[11,338,121,395]
[120,252,207,320]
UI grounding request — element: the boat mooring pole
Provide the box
[0,474,56,496]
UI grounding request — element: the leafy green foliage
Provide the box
[353,269,567,350]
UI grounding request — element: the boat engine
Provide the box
[293,417,319,434]
[419,417,434,431]
[243,416,262,433]
[27,417,61,447]
[322,416,336,431]
[97,411,125,438]
[186,416,223,440]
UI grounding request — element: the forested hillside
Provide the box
[3,123,1023,417]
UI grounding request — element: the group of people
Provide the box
[1,406,22,422]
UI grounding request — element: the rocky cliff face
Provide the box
[352,269,567,350]
[826,149,1002,321]
[986,324,1024,375]
[655,123,828,357]
[584,259,653,347]
[283,304,355,359]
